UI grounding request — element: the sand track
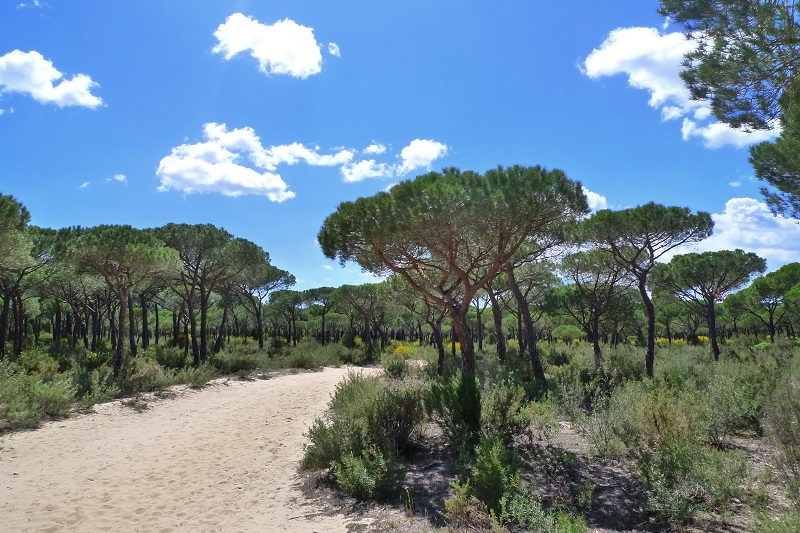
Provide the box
[0,366,373,532]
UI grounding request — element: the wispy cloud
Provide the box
[340,139,448,182]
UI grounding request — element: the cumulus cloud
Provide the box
[688,198,800,266]
[397,139,448,175]
[681,118,777,149]
[107,173,127,183]
[341,160,392,183]
[327,42,340,57]
[363,143,386,155]
[582,27,779,148]
[158,123,353,201]
[582,186,608,212]
[212,14,324,79]
[729,181,742,188]
[339,138,448,182]
[0,50,102,108]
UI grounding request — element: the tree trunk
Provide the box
[505,263,547,389]
[113,290,128,376]
[140,293,149,350]
[706,301,720,361]
[488,290,506,364]
[213,302,228,354]
[187,299,200,366]
[153,301,159,346]
[637,276,656,378]
[199,285,209,363]
[128,295,137,358]
[591,313,604,369]
[0,291,10,357]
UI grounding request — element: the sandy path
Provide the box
[0,366,376,533]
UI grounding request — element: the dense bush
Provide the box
[332,447,404,500]
[302,372,424,500]
[426,371,481,457]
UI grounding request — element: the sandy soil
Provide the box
[0,366,379,533]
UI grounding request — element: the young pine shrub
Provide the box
[481,378,532,446]
[332,447,405,501]
[469,436,519,516]
[501,491,589,533]
[425,371,481,457]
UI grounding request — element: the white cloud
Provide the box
[384,182,398,192]
[79,181,90,189]
[158,123,356,201]
[106,173,127,183]
[327,42,340,57]
[322,264,333,271]
[339,139,448,182]
[729,181,742,188]
[0,50,102,108]
[341,160,392,183]
[688,198,800,266]
[397,139,448,175]
[582,27,779,148]
[363,143,386,155]
[212,14,323,79]
[582,186,608,212]
[681,118,777,149]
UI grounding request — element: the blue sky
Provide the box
[1,1,799,290]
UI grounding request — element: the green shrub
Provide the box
[501,492,589,533]
[699,360,761,447]
[122,358,174,393]
[210,351,260,374]
[341,329,357,349]
[444,479,497,532]
[175,364,217,388]
[546,346,571,367]
[0,364,44,429]
[381,351,408,379]
[426,371,481,456]
[481,378,535,445]
[73,365,119,407]
[151,345,191,370]
[332,447,404,501]
[31,377,75,418]
[302,372,424,500]
[470,437,519,515]
[607,380,748,524]
[764,362,800,508]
